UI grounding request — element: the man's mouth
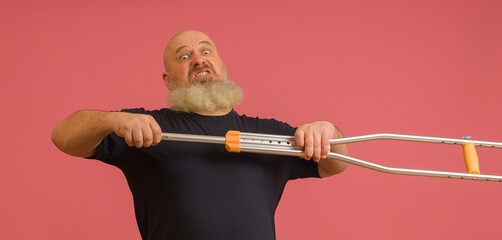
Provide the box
[192,69,214,83]
[195,71,209,77]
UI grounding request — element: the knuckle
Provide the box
[154,128,163,135]
[295,130,304,137]
[122,124,133,131]
[139,116,150,123]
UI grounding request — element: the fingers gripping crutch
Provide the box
[161,131,502,182]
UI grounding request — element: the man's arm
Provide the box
[51,110,162,158]
[295,121,349,178]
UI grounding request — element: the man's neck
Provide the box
[191,108,232,116]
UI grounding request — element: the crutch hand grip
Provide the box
[462,143,480,174]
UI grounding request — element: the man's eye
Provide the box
[202,50,210,55]
[180,55,189,60]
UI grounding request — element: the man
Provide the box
[51,29,349,240]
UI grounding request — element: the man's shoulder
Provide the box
[237,112,296,135]
[239,112,287,124]
[119,107,174,115]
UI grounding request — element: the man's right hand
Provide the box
[110,112,163,148]
[52,110,163,158]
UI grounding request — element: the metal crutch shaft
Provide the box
[161,131,502,182]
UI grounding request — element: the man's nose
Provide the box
[191,53,206,67]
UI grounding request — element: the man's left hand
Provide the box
[295,121,338,162]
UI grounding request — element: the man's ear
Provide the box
[221,58,227,73]
[163,72,171,89]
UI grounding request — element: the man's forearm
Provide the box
[318,127,350,177]
[51,110,115,158]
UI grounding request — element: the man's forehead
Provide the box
[174,41,215,55]
[168,31,216,53]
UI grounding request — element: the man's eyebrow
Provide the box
[175,45,188,55]
[174,41,214,55]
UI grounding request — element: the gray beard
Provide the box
[167,80,243,113]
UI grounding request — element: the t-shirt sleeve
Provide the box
[87,108,147,165]
[288,146,321,180]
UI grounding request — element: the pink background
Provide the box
[1,0,501,239]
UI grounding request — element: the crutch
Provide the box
[161,131,502,182]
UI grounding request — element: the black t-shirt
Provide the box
[91,108,320,240]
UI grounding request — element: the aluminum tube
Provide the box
[240,143,301,151]
[240,132,295,142]
[239,145,502,182]
[240,133,296,146]
[329,133,502,149]
[161,133,226,144]
[326,153,502,182]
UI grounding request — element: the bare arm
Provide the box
[295,121,349,178]
[51,110,162,158]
